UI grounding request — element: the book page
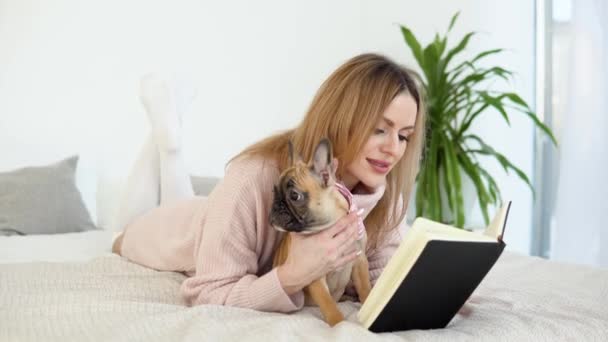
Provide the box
[483,201,512,241]
[417,218,495,242]
[358,224,427,327]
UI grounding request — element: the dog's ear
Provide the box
[331,157,339,175]
[312,138,334,186]
[288,140,303,166]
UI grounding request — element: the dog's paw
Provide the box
[326,311,345,327]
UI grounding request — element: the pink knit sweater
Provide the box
[120,156,407,313]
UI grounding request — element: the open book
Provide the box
[358,201,512,332]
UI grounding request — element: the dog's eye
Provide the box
[289,190,303,202]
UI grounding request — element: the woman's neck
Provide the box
[340,180,375,195]
[340,173,375,194]
[341,173,359,192]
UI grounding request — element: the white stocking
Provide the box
[115,73,197,231]
[152,73,196,204]
[114,134,160,231]
[140,73,183,152]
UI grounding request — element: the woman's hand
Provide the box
[277,211,364,295]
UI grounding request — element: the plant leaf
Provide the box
[458,152,491,224]
[429,136,442,221]
[451,67,513,92]
[502,92,529,109]
[447,61,477,84]
[478,91,511,125]
[423,43,441,89]
[458,101,489,136]
[465,135,536,197]
[477,166,502,206]
[443,137,465,226]
[477,164,504,224]
[502,93,558,146]
[416,164,426,217]
[471,48,503,63]
[444,32,475,68]
[485,66,513,82]
[447,12,460,33]
[520,109,558,146]
[400,25,425,69]
[433,33,447,58]
[447,51,504,84]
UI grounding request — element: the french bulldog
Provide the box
[269,138,372,326]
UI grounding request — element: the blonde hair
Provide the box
[229,53,427,250]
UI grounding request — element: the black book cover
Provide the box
[368,240,506,333]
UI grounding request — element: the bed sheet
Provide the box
[1,251,606,341]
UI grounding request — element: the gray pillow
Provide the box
[190,176,221,197]
[0,156,97,236]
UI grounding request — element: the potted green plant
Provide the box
[400,13,557,228]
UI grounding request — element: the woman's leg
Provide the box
[114,73,196,234]
[113,134,160,233]
[139,73,196,204]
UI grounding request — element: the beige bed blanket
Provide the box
[1,252,607,341]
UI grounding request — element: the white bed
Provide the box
[0,230,114,264]
[1,234,607,341]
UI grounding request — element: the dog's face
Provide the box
[269,138,349,234]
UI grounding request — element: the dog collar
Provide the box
[334,182,354,212]
[335,182,366,245]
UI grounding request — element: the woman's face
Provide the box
[343,92,418,191]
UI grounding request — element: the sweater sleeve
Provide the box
[180,158,304,313]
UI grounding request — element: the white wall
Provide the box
[0,0,536,254]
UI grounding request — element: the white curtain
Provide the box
[552,0,608,267]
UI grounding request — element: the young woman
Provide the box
[113,53,426,314]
